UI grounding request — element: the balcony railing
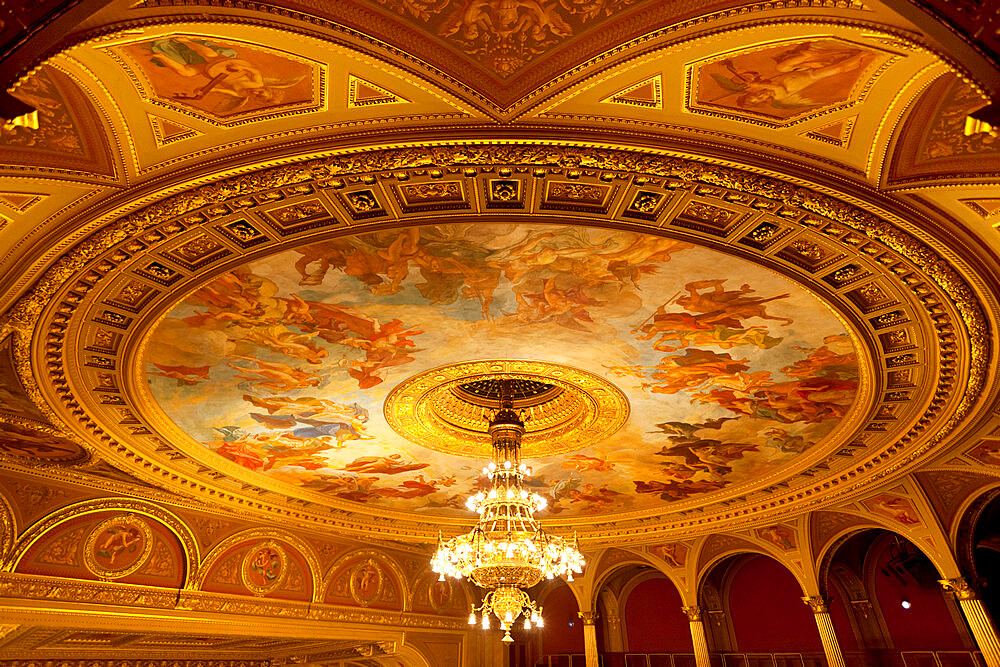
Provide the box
[534,650,985,667]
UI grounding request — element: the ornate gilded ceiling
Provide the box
[0,0,999,547]
[143,222,860,517]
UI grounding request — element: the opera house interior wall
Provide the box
[1,1,1000,666]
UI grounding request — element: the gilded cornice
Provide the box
[0,572,469,630]
[0,142,989,544]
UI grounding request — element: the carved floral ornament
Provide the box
[0,143,990,543]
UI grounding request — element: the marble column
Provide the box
[683,606,712,667]
[941,578,1000,667]
[802,596,847,667]
[578,611,599,667]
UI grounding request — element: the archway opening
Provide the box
[508,580,584,667]
[701,553,823,663]
[971,491,1000,627]
[591,562,693,667]
[823,529,975,666]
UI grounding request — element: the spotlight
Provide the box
[901,600,911,610]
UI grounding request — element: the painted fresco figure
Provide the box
[143,37,303,113]
[249,547,281,583]
[96,526,142,566]
[710,41,876,112]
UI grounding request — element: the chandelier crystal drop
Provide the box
[431,379,585,643]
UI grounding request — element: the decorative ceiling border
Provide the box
[0,142,991,543]
[13,1,972,119]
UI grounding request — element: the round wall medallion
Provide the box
[349,558,385,606]
[241,541,289,596]
[84,514,154,579]
[384,360,630,458]
[428,576,454,612]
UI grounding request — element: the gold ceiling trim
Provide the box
[383,360,629,459]
[0,571,466,630]
[0,142,988,542]
[100,1,966,118]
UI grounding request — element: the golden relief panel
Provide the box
[83,514,154,580]
[367,0,651,79]
[384,360,629,459]
[241,541,288,596]
[5,145,985,541]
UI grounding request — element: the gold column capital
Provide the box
[940,578,980,600]
[802,596,831,613]
[578,610,598,625]
[682,605,704,622]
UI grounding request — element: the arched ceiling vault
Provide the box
[0,0,999,550]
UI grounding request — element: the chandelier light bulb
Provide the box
[524,619,532,630]
[469,613,477,625]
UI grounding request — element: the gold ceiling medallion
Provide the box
[83,514,154,580]
[384,360,629,459]
[240,540,289,596]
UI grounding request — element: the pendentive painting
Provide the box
[146,223,861,518]
[691,39,883,124]
[112,35,319,123]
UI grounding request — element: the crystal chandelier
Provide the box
[431,379,585,643]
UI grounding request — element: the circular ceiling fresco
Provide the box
[145,223,861,518]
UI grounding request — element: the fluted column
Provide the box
[803,596,846,667]
[684,606,712,667]
[941,578,1000,667]
[579,611,599,667]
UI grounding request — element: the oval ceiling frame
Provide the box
[3,142,989,543]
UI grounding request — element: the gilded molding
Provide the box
[0,572,180,609]
[3,143,990,543]
[0,570,467,630]
[8,498,199,584]
[0,492,13,561]
[324,548,413,612]
[194,528,323,602]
